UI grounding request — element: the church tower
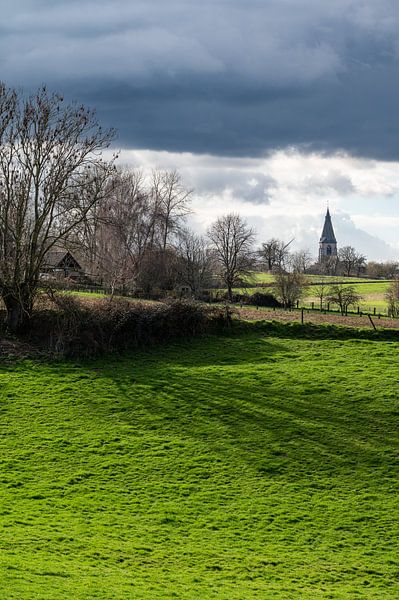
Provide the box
[319,208,337,262]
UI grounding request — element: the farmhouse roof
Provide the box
[320,209,337,244]
[43,249,83,270]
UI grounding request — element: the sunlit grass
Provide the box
[0,324,398,598]
[228,275,392,314]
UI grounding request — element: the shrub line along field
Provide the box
[0,320,398,598]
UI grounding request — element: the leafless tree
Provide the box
[151,169,192,250]
[385,278,399,317]
[77,168,193,295]
[273,271,308,308]
[0,83,115,330]
[326,284,362,315]
[208,213,256,301]
[259,238,293,272]
[366,261,398,280]
[176,229,214,297]
[338,246,366,277]
[289,249,313,274]
[320,255,339,276]
[87,169,153,291]
[136,247,180,296]
[313,276,329,310]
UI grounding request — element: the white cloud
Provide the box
[115,147,399,260]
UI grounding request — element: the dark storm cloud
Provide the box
[2,0,399,159]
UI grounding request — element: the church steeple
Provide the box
[319,208,337,262]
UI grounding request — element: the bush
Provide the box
[245,292,282,307]
[24,296,234,358]
[215,291,281,307]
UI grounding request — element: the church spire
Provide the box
[319,209,337,262]
[320,208,337,244]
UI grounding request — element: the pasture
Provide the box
[233,274,392,314]
[0,322,398,598]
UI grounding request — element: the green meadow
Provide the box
[244,273,382,286]
[1,322,398,598]
[230,274,392,313]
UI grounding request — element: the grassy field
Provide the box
[244,273,382,285]
[0,323,398,598]
[229,274,392,314]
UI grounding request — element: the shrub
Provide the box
[245,292,282,307]
[211,291,281,307]
[24,296,234,358]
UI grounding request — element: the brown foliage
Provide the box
[25,295,233,358]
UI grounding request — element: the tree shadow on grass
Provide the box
[84,332,399,483]
[233,320,399,342]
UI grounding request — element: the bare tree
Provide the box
[313,276,329,310]
[385,278,399,317]
[0,84,115,329]
[289,249,313,274]
[320,255,339,276]
[273,272,308,308]
[208,213,256,301]
[366,261,398,280]
[355,253,367,277]
[326,284,362,315]
[84,169,153,292]
[136,247,180,296]
[338,246,366,277]
[259,238,293,272]
[151,169,192,250]
[78,168,193,295]
[176,229,213,297]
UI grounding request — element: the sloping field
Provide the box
[0,325,398,598]
[246,273,380,286]
[230,275,392,314]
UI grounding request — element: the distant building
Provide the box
[41,249,87,281]
[319,208,337,262]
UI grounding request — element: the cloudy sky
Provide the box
[2,0,399,259]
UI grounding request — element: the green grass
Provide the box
[227,276,392,314]
[1,324,398,598]
[245,272,275,284]
[304,282,391,313]
[244,273,382,286]
[66,289,109,299]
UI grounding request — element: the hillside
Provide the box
[227,273,393,314]
[0,324,398,598]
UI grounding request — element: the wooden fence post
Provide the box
[368,315,377,331]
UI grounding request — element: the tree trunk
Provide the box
[3,292,33,332]
[226,281,233,302]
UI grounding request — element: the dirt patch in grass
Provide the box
[237,306,399,329]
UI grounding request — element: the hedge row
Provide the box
[23,296,234,358]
